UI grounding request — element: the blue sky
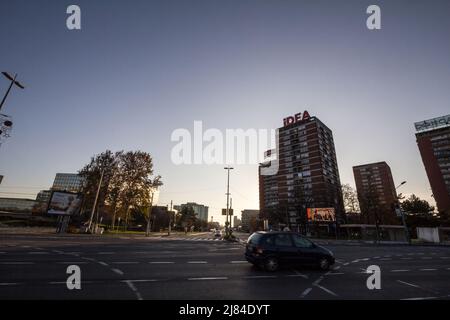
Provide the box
[1,0,450,223]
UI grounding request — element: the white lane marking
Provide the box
[28,252,49,255]
[124,280,143,300]
[380,258,392,261]
[112,268,124,275]
[187,261,207,264]
[326,272,345,275]
[0,252,6,254]
[313,276,324,286]
[314,284,338,297]
[112,262,139,264]
[286,274,309,279]
[98,261,109,267]
[122,279,159,283]
[300,287,312,298]
[373,256,380,259]
[397,280,421,288]
[188,277,228,281]
[391,270,410,272]
[149,261,174,264]
[440,257,450,259]
[0,262,35,265]
[230,261,247,264]
[332,266,341,270]
[343,262,350,266]
[402,297,437,300]
[98,252,115,255]
[82,257,96,262]
[0,283,19,286]
[419,269,437,271]
[244,275,277,279]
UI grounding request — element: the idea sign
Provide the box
[283,110,311,127]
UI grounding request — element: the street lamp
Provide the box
[395,180,410,244]
[224,166,234,237]
[1,72,25,112]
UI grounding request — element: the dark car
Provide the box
[245,231,335,271]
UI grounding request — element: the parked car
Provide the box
[245,231,335,271]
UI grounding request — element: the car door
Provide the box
[273,234,297,264]
[291,234,317,265]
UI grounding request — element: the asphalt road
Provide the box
[1,232,450,300]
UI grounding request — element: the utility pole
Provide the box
[224,166,233,237]
[395,181,410,244]
[87,168,104,233]
[168,200,173,236]
[146,191,155,237]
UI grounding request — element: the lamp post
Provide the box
[224,166,234,237]
[1,72,25,112]
[395,181,410,244]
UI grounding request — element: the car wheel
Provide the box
[318,257,330,271]
[264,257,279,272]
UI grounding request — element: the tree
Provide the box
[341,184,360,213]
[78,150,162,231]
[401,194,434,214]
[176,205,197,231]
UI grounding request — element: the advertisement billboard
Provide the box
[307,207,335,222]
[47,191,83,216]
[414,114,450,132]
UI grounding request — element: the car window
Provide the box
[292,235,313,248]
[247,233,263,244]
[274,234,293,247]
[263,235,275,246]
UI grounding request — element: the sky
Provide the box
[1,0,450,224]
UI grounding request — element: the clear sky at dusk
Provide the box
[1,0,450,224]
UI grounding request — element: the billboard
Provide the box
[307,208,335,222]
[47,191,83,216]
[414,114,450,133]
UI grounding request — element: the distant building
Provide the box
[241,209,259,232]
[150,206,174,231]
[36,190,52,203]
[52,173,85,193]
[0,197,36,213]
[415,115,450,215]
[353,162,398,225]
[233,216,241,228]
[174,202,209,222]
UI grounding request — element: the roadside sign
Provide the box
[222,208,234,216]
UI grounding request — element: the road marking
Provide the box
[230,261,247,264]
[313,276,324,286]
[188,277,228,281]
[112,262,139,264]
[343,262,350,266]
[98,252,115,255]
[300,287,312,298]
[397,280,421,288]
[122,279,159,283]
[421,257,432,260]
[373,256,380,259]
[402,297,437,300]
[0,252,6,254]
[419,269,437,271]
[187,261,207,264]
[0,262,34,265]
[326,272,345,275]
[149,261,174,264]
[391,270,410,272]
[401,257,412,260]
[0,283,19,286]
[286,274,309,279]
[98,261,109,267]
[314,284,338,296]
[380,258,392,261]
[57,262,88,264]
[112,268,124,275]
[440,257,450,259]
[332,266,341,270]
[124,280,143,300]
[28,252,49,255]
[244,275,277,279]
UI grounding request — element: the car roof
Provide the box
[254,231,301,236]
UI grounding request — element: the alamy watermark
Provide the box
[170,121,279,175]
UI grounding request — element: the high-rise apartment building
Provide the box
[259,111,344,230]
[415,115,450,215]
[52,173,85,193]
